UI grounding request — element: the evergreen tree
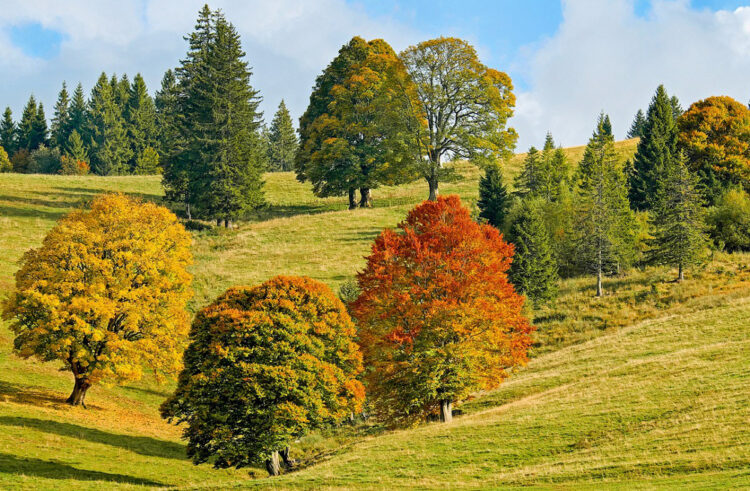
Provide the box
[134,146,160,175]
[268,99,297,171]
[65,130,88,162]
[154,69,178,158]
[51,82,71,150]
[112,73,130,111]
[670,95,683,120]
[67,83,88,142]
[576,113,636,296]
[477,163,509,228]
[629,85,678,211]
[0,107,16,156]
[627,109,646,138]
[514,146,543,198]
[17,96,39,151]
[649,151,708,281]
[509,200,559,304]
[538,132,571,201]
[126,73,158,172]
[33,103,49,149]
[87,72,132,175]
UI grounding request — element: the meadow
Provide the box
[1,137,749,489]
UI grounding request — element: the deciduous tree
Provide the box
[2,194,192,407]
[352,196,533,425]
[161,276,364,476]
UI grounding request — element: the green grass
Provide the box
[3,136,747,488]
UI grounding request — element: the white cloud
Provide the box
[0,0,424,124]
[512,0,750,150]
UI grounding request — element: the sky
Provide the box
[1,0,750,150]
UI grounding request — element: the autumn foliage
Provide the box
[2,193,193,406]
[161,276,364,475]
[352,195,533,425]
[678,96,750,193]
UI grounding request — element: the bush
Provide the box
[28,145,63,174]
[707,188,750,251]
[11,149,31,173]
[0,146,11,173]
[58,155,90,175]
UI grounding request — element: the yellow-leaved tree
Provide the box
[2,193,193,407]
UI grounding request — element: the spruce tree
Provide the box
[649,151,708,281]
[509,200,559,304]
[18,96,38,151]
[154,69,178,157]
[0,107,16,156]
[576,113,636,296]
[51,82,71,150]
[33,103,49,149]
[67,83,88,142]
[538,132,571,201]
[629,85,678,211]
[670,95,683,119]
[126,73,158,172]
[87,73,132,175]
[134,146,160,175]
[65,130,88,162]
[477,163,509,228]
[514,146,543,198]
[268,99,298,171]
[627,109,646,138]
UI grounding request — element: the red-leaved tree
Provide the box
[352,195,534,425]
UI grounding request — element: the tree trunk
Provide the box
[348,188,357,210]
[359,188,372,208]
[596,268,603,297]
[428,177,439,202]
[280,446,296,469]
[216,218,222,227]
[66,377,91,407]
[265,450,280,476]
[224,219,232,229]
[186,203,192,220]
[440,399,453,423]
[678,263,684,282]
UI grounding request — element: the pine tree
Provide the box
[51,82,71,150]
[627,109,646,138]
[514,146,543,198]
[649,151,708,281]
[0,107,16,156]
[33,103,49,149]
[509,200,559,304]
[477,163,509,228]
[629,85,678,211]
[18,96,38,151]
[65,130,88,162]
[268,100,297,172]
[67,83,88,142]
[126,73,158,172]
[87,73,132,175]
[576,113,636,296]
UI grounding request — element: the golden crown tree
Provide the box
[2,193,193,407]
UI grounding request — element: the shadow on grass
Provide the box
[0,416,186,461]
[0,453,166,487]
[0,381,70,408]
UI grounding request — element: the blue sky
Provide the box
[2,0,750,149]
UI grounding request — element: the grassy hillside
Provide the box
[3,136,747,488]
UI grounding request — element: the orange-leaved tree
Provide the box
[2,193,193,406]
[161,276,365,476]
[678,95,750,198]
[352,195,533,425]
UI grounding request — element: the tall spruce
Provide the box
[670,95,683,119]
[33,103,49,149]
[65,130,88,162]
[514,146,542,198]
[51,82,71,150]
[126,73,159,172]
[576,113,636,296]
[628,85,678,211]
[509,199,559,304]
[87,72,132,175]
[477,163,509,228]
[538,132,571,201]
[627,109,646,138]
[649,151,709,281]
[268,100,297,172]
[67,83,88,143]
[154,69,178,158]
[0,108,16,156]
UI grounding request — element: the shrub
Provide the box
[0,146,11,173]
[59,155,90,175]
[28,145,63,174]
[707,188,750,251]
[11,149,31,173]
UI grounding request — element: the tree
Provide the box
[297,37,416,208]
[677,95,750,200]
[649,151,709,281]
[627,109,646,138]
[477,163,510,228]
[134,146,160,175]
[576,114,636,296]
[18,95,45,151]
[51,82,71,149]
[707,187,750,251]
[400,37,517,200]
[268,99,297,172]
[161,276,364,476]
[1,194,192,406]
[352,195,533,425]
[33,103,49,149]
[67,83,88,143]
[0,146,11,172]
[126,73,159,172]
[65,129,88,162]
[0,107,16,156]
[629,85,678,211]
[155,69,189,213]
[508,199,559,304]
[514,146,542,198]
[670,95,683,119]
[87,73,133,175]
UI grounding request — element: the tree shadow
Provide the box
[0,381,71,408]
[0,452,165,486]
[0,416,186,461]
